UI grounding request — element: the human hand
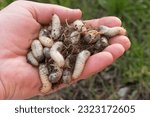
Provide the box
[0,1,130,99]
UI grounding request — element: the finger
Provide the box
[84,16,122,28]
[80,52,113,79]
[109,36,131,50]
[80,44,125,78]
[20,1,82,24]
[103,43,125,60]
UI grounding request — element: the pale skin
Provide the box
[0,1,131,99]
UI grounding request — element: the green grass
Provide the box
[1,0,150,99]
[0,0,13,9]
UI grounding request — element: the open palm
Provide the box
[0,1,130,99]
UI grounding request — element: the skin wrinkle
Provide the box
[0,36,20,59]
[0,76,6,99]
[0,15,40,56]
[23,2,54,24]
[0,57,40,99]
[8,79,19,99]
[11,81,22,99]
[12,57,41,99]
[0,49,17,59]
[0,59,17,99]
[29,3,82,24]
[0,24,31,55]
[0,38,26,57]
[8,84,16,100]
[5,76,16,100]
[15,6,41,35]
[35,4,53,24]
[24,3,39,23]
[0,6,41,49]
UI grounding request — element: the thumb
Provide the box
[14,1,82,25]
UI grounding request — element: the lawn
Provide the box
[1,0,150,99]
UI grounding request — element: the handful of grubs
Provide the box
[27,14,126,94]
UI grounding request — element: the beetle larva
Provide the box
[43,47,51,58]
[39,27,49,37]
[99,25,126,37]
[83,30,100,44]
[69,31,80,44]
[49,64,63,83]
[39,36,53,48]
[72,50,91,79]
[49,41,65,67]
[95,36,109,50]
[27,51,39,66]
[73,20,85,31]
[39,64,52,94]
[100,36,109,47]
[51,14,61,40]
[62,69,72,84]
[31,40,44,62]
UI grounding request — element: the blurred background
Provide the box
[1,0,150,99]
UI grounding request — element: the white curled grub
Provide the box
[31,40,44,62]
[50,41,65,67]
[62,69,72,84]
[39,28,53,47]
[73,20,86,32]
[51,14,61,40]
[99,25,126,37]
[49,64,63,83]
[72,50,91,79]
[69,31,80,44]
[83,30,100,44]
[43,47,51,58]
[39,64,52,94]
[94,36,109,50]
[39,36,53,48]
[94,40,102,50]
[27,51,39,66]
[100,36,109,47]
